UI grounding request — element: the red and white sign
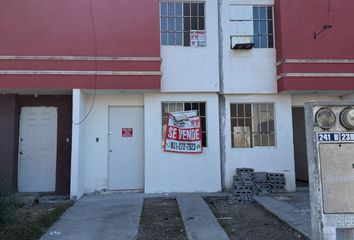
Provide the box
[164,111,203,154]
[122,128,133,137]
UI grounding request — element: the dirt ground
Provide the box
[137,198,187,240]
[205,197,309,240]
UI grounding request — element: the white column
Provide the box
[70,89,82,200]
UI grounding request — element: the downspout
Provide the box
[217,0,227,191]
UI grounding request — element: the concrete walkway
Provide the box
[42,193,229,240]
[41,193,144,240]
[177,196,229,240]
[254,188,312,239]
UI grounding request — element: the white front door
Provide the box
[18,107,58,192]
[108,106,144,190]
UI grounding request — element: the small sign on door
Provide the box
[122,128,133,137]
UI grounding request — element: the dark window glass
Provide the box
[191,17,198,30]
[259,7,266,19]
[168,18,175,31]
[183,32,190,46]
[253,6,259,19]
[161,3,167,16]
[168,33,176,45]
[191,3,198,16]
[267,7,273,20]
[268,35,274,48]
[184,17,191,31]
[260,21,267,34]
[253,36,260,48]
[199,17,205,30]
[253,6,274,48]
[161,18,167,31]
[184,102,191,111]
[176,18,183,31]
[175,3,182,16]
[260,35,267,48]
[198,3,205,16]
[168,3,175,16]
[254,21,259,34]
[268,20,273,34]
[183,3,190,16]
[176,32,183,45]
[161,32,168,45]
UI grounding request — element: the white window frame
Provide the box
[230,103,276,148]
[160,2,206,46]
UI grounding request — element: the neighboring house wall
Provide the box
[18,95,72,195]
[275,0,354,92]
[161,0,219,93]
[0,95,19,192]
[0,94,72,195]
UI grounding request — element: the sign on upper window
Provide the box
[160,2,206,47]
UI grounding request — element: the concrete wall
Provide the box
[144,93,221,193]
[81,94,144,193]
[220,0,276,94]
[71,89,90,199]
[161,0,219,93]
[223,94,296,191]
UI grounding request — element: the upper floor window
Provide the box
[160,2,205,46]
[253,6,274,48]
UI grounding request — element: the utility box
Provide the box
[305,101,354,240]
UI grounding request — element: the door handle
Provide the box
[20,151,24,155]
[109,149,113,153]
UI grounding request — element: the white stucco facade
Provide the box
[222,94,295,191]
[69,0,307,199]
[144,93,221,193]
[161,0,219,93]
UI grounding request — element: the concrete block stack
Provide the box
[267,173,286,193]
[229,168,286,204]
[229,168,255,204]
[253,172,271,196]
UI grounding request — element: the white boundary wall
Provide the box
[223,94,296,191]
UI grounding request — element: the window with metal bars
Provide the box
[160,2,205,46]
[162,102,207,147]
[230,103,275,148]
[253,6,274,48]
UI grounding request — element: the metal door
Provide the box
[18,107,58,192]
[108,107,144,190]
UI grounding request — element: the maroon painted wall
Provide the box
[0,95,19,192]
[275,0,354,92]
[275,0,354,60]
[0,0,161,90]
[0,0,160,57]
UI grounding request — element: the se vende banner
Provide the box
[164,111,203,154]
